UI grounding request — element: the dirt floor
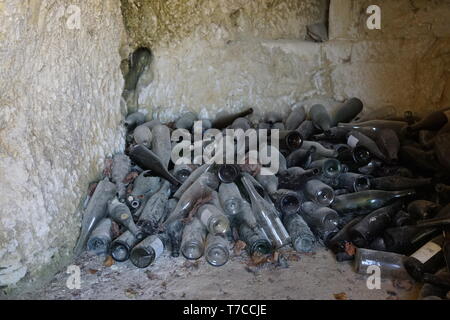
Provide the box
[17,247,420,300]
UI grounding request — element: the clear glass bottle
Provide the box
[304,179,335,206]
[181,218,207,260]
[338,120,408,136]
[241,174,291,249]
[130,234,168,268]
[218,183,243,217]
[283,213,316,253]
[87,218,112,256]
[197,204,230,235]
[354,248,412,280]
[205,234,230,267]
[110,231,139,262]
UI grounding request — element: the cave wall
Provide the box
[120,0,450,121]
[0,0,125,290]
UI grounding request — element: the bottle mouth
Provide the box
[316,189,335,206]
[175,168,192,182]
[218,165,240,183]
[130,247,155,268]
[251,241,273,256]
[285,132,304,151]
[212,219,230,235]
[181,242,204,260]
[323,159,342,178]
[280,195,301,215]
[111,243,130,262]
[352,146,371,165]
[294,236,315,253]
[206,246,229,267]
[354,176,371,192]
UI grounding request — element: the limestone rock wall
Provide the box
[0,0,125,291]
[120,0,450,121]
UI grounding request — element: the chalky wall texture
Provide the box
[0,0,449,293]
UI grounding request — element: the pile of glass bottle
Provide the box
[74,98,450,300]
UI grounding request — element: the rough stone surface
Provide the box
[121,0,450,121]
[0,0,125,291]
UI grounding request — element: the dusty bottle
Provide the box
[300,202,340,242]
[124,112,146,131]
[296,120,316,140]
[326,216,364,253]
[349,202,402,248]
[130,234,167,268]
[133,125,153,148]
[304,179,335,206]
[406,110,449,133]
[241,174,291,248]
[129,144,181,186]
[375,129,400,163]
[286,147,316,168]
[164,172,219,226]
[392,210,414,227]
[212,108,254,130]
[283,212,316,253]
[338,145,372,168]
[218,182,243,218]
[336,172,371,192]
[217,164,241,184]
[175,112,197,130]
[310,104,332,133]
[236,201,258,231]
[313,127,350,141]
[346,130,387,161]
[124,48,152,90]
[173,164,194,183]
[399,146,440,172]
[383,226,441,254]
[331,189,415,215]
[278,167,320,190]
[142,119,162,130]
[74,178,116,255]
[370,176,432,191]
[260,144,288,173]
[278,131,304,151]
[330,98,364,126]
[354,248,411,280]
[270,189,302,216]
[229,117,252,131]
[87,218,113,255]
[108,199,144,240]
[110,231,139,262]
[197,204,230,235]
[167,219,184,257]
[238,223,273,256]
[404,235,446,281]
[358,159,384,176]
[407,200,441,220]
[309,158,342,179]
[285,105,306,130]
[173,164,212,199]
[272,122,285,131]
[256,173,279,195]
[137,181,171,235]
[419,269,450,299]
[434,132,450,171]
[181,217,207,260]
[111,154,131,201]
[338,120,408,136]
[127,171,161,210]
[205,234,230,267]
[265,112,283,124]
[302,141,338,158]
[151,124,172,170]
[418,130,436,149]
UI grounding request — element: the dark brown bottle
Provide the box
[330,98,364,126]
[406,110,449,133]
[383,226,441,254]
[407,200,441,220]
[399,146,440,172]
[286,147,316,168]
[326,216,364,253]
[212,108,254,130]
[278,167,320,190]
[349,202,402,248]
[404,235,446,281]
[295,120,316,140]
[346,130,387,161]
[278,131,304,151]
[129,144,181,186]
[370,176,432,191]
[375,129,400,163]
